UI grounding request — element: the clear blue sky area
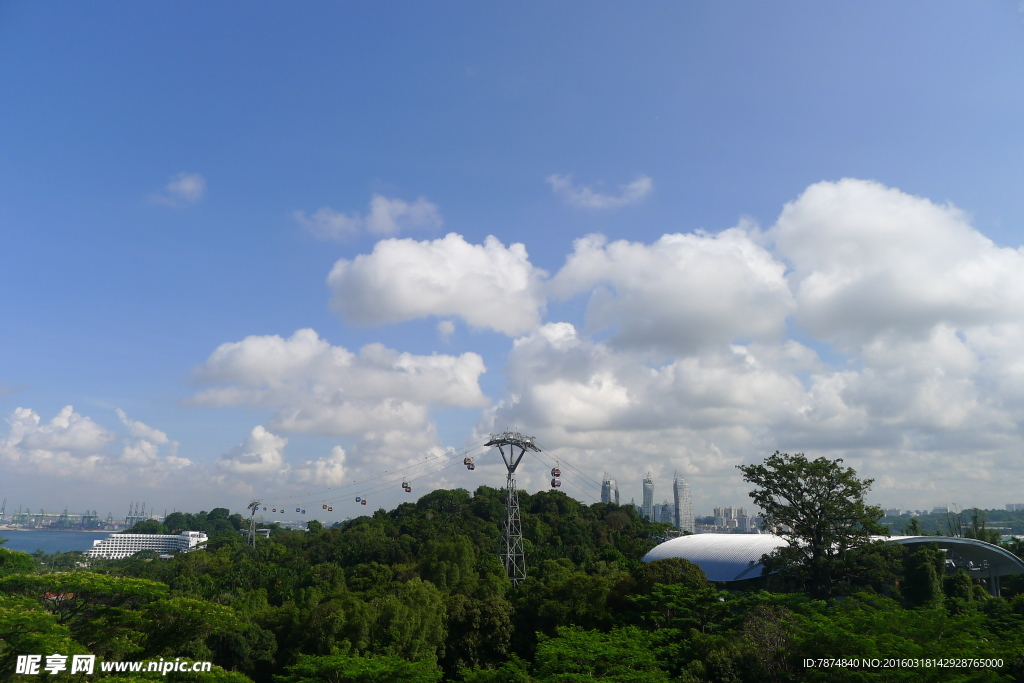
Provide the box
[1,2,1022,516]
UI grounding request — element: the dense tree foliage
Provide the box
[738,452,891,598]
[3,483,1024,681]
[126,508,244,536]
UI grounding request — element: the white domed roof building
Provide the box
[643,533,1024,595]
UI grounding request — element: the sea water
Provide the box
[0,530,112,554]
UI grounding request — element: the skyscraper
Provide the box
[653,499,675,524]
[601,473,618,505]
[673,472,694,533]
[642,472,654,520]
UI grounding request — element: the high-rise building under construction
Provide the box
[642,472,654,520]
[601,473,620,505]
[673,472,694,533]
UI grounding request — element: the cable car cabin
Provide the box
[401,480,409,488]
[272,508,277,512]
[327,506,333,512]
[296,507,300,512]
[360,500,367,505]
[463,456,473,465]
[355,496,361,502]
[550,478,562,487]
[551,467,561,477]
[263,507,267,511]
[301,509,306,514]
[468,463,475,470]
[404,486,412,493]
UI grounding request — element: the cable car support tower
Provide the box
[246,500,261,548]
[485,431,540,585]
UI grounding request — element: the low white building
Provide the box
[84,531,208,560]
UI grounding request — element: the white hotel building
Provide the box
[84,531,208,560]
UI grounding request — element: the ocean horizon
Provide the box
[0,529,113,554]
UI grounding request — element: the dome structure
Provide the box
[642,533,787,582]
[643,533,1024,594]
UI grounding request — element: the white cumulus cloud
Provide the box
[772,178,1024,349]
[217,426,288,477]
[436,319,456,342]
[472,179,1024,510]
[546,173,653,209]
[190,328,488,436]
[292,445,348,486]
[213,426,434,497]
[110,177,1024,510]
[0,406,190,484]
[116,408,170,444]
[327,233,547,336]
[550,229,794,352]
[295,194,442,240]
[366,195,443,235]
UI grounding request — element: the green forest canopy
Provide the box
[3,485,1024,682]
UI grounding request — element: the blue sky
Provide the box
[2,2,1024,520]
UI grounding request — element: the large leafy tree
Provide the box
[0,548,34,577]
[0,595,80,677]
[738,451,889,598]
[903,545,944,608]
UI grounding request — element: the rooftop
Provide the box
[643,533,1024,583]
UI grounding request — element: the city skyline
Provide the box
[7,490,1024,526]
[3,4,1024,514]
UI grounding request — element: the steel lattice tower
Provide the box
[485,431,540,585]
[246,500,261,548]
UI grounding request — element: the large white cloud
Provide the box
[327,233,547,335]
[217,425,288,477]
[190,328,488,436]
[292,445,348,487]
[201,179,1024,510]
[41,177,1020,513]
[17,405,116,454]
[211,423,452,502]
[773,178,1024,347]
[116,408,170,444]
[481,318,1024,509]
[550,229,794,352]
[0,406,190,483]
[476,174,1024,510]
[486,324,813,478]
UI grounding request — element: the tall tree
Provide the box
[738,451,889,597]
[902,545,944,607]
[964,507,1002,544]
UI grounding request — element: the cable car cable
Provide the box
[527,452,599,502]
[259,441,489,508]
[263,438,490,504]
[530,441,603,491]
